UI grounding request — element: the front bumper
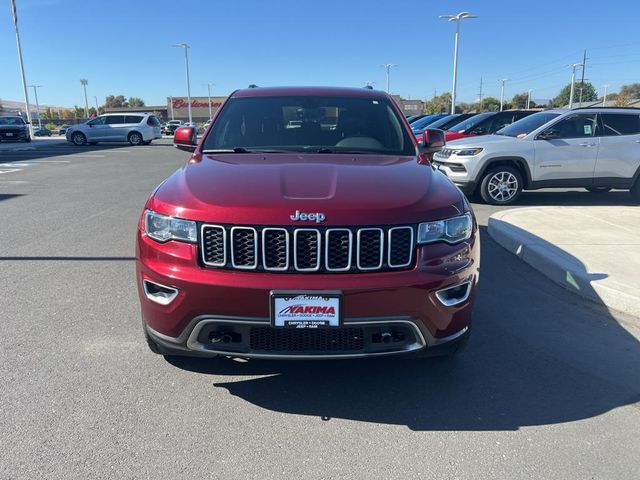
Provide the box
[0,131,29,141]
[136,229,479,358]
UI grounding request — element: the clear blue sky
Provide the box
[2,0,639,107]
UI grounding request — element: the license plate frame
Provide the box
[270,290,343,329]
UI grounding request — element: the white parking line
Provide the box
[0,163,31,167]
[0,169,22,174]
[29,160,71,163]
[69,154,106,158]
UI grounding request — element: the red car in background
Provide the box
[445,110,535,142]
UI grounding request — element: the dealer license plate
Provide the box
[5,133,13,137]
[271,292,342,328]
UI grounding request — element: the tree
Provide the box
[127,97,145,107]
[476,96,501,112]
[511,92,529,109]
[620,83,640,99]
[553,82,597,107]
[615,93,632,107]
[72,106,85,118]
[60,109,73,119]
[104,95,127,108]
[424,92,452,114]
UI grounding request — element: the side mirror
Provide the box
[419,128,445,161]
[174,126,197,152]
[538,129,559,140]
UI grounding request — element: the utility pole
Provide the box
[478,77,483,110]
[500,78,509,111]
[172,44,192,123]
[80,79,89,118]
[10,0,33,137]
[169,97,175,120]
[440,12,478,114]
[603,85,608,106]
[579,50,587,104]
[380,64,396,93]
[202,83,214,119]
[527,89,533,110]
[567,63,583,108]
[29,85,42,128]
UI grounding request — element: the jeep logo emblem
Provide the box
[290,210,326,223]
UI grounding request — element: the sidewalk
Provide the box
[0,137,66,152]
[488,206,640,318]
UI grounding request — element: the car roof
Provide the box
[100,112,149,116]
[232,86,389,99]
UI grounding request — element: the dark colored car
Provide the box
[406,114,428,124]
[33,126,52,137]
[414,114,479,145]
[410,114,448,132]
[0,116,31,142]
[136,86,479,360]
[445,110,535,141]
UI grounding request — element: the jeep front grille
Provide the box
[200,224,415,273]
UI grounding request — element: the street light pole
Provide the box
[172,43,192,123]
[380,64,396,94]
[603,85,608,106]
[93,96,99,115]
[80,79,89,118]
[567,63,583,109]
[10,0,33,137]
[202,83,215,119]
[440,11,478,114]
[500,78,509,111]
[29,85,42,128]
[169,96,175,121]
[527,89,533,110]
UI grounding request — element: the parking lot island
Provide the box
[488,206,640,318]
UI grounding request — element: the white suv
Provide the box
[432,108,640,204]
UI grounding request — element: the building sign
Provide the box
[167,96,227,120]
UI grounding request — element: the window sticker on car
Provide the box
[584,124,592,135]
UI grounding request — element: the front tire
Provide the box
[71,132,87,146]
[128,132,143,146]
[24,136,31,143]
[479,166,523,205]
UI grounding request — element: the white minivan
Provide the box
[66,113,162,146]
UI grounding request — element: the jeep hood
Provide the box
[148,153,466,225]
[446,134,521,148]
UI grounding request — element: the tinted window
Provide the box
[0,117,26,125]
[202,96,416,155]
[542,114,598,139]
[105,116,125,125]
[448,112,493,133]
[88,116,107,126]
[125,115,143,124]
[601,114,640,136]
[497,112,561,137]
[147,116,161,127]
[484,112,517,133]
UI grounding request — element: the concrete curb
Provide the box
[488,208,640,318]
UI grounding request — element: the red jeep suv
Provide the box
[136,87,479,359]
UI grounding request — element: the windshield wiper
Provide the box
[202,147,254,153]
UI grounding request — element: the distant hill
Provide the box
[1,99,68,112]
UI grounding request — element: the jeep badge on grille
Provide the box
[290,210,326,223]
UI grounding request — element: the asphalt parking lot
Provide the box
[1,141,639,479]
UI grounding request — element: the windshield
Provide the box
[497,112,561,137]
[411,115,445,130]
[0,117,26,126]
[447,112,493,133]
[202,95,416,155]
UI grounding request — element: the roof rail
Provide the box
[573,106,640,110]
[248,84,259,88]
[363,85,373,90]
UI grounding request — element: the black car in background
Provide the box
[0,116,31,142]
[33,126,52,137]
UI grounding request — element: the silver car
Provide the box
[432,108,640,205]
[66,113,162,146]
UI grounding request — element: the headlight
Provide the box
[453,148,483,156]
[144,210,197,243]
[417,213,473,245]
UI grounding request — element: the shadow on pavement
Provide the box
[167,228,640,431]
[0,194,25,203]
[0,140,173,163]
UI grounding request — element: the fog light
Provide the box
[143,280,178,305]
[435,280,472,307]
